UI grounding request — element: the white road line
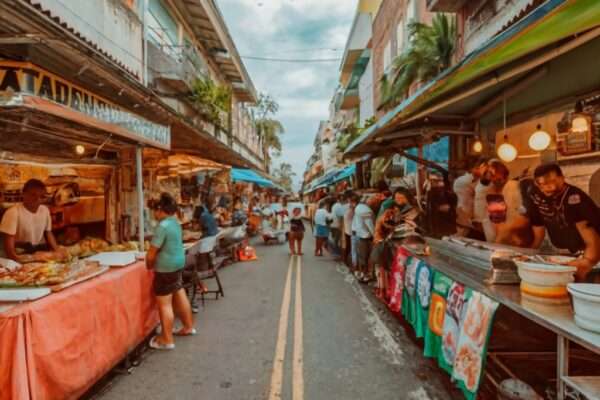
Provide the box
[293,255,304,400]
[268,255,294,400]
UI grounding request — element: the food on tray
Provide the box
[18,248,70,264]
[0,260,101,287]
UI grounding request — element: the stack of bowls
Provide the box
[567,283,600,333]
[515,260,577,304]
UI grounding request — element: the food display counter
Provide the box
[0,261,158,400]
[400,238,600,400]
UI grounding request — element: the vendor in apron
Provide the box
[0,179,59,261]
[524,164,600,282]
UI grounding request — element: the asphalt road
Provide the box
[94,237,460,400]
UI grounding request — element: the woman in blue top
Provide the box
[147,193,195,350]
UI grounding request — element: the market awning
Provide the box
[333,164,356,183]
[344,0,600,158]
[231,168,276,188]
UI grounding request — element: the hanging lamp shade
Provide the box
[497,134,517,162]
[528,125,551,151]
[472,140,483,153]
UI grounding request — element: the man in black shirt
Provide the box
[524,163,600,281]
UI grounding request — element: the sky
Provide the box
[217,0,358,191]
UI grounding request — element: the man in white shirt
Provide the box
[330,194,347,259]
[454,158,487,238]
[343,192,355,267]
[0,179,59,261]
[350,194,375,282]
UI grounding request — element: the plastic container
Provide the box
[567,283,600,333]
[515,261,576,287]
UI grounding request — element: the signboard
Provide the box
[0,60,170,149]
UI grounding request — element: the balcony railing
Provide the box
[147,40,208,92]
[426,0,468,12]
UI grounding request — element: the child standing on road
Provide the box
[288,207,305,255]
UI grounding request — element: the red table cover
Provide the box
[0,261,158,400]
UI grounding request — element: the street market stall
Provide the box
[343,2,600,398]
[0,60,171,400]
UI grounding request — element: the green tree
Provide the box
[272,162,296,192]
[380,14,456,109]
[251,93,285,172]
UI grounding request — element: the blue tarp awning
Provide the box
[231,168,276,188]
[332,164,356,183]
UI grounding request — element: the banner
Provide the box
[453,292,499,399]
[0,60,170,149]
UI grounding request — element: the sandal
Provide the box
[173,328,197,336]
[149,336,175,350]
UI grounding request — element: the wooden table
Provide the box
[0,261,158,400]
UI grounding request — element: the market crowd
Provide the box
[310,160,600,295]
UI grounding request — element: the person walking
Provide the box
[313,200,333,256]
[330,194,347,259]
[147,193,195,350]
[288,206,305,255]
[350,194,375,282]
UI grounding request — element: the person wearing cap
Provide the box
[0,179,59,261]
[523,163,600,281]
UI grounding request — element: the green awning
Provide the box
[345,0,600,157]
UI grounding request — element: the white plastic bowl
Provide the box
[515,261,576,287]
[567,283,600,333]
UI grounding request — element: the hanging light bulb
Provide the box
[571,115,589,133]
[498,135,517,162]
[472,139,483,153]
[75,145,85,155]
[528,124,551,151]
[571,100,589,133]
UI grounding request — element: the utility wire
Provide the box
[241,55,342,63]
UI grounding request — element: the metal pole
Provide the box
[136,146,145,250]
[142,0,149,86]
[557,335,569,400]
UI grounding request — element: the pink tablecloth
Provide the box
[0,261,158,400]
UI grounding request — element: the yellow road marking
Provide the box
[268,255,294,400]
[293,255,304,400]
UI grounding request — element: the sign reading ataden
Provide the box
[0,60,170,149]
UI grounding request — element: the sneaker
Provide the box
[191,301,199,314]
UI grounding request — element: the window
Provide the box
[404,0,417,48]
[396,20,405,53]
[383,40,392,73]
[147,0,179,53]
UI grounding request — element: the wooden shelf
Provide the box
[557,150,600,163]
[562,376,600,399]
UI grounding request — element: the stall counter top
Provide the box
[408,241,600,355]
[0,260,158,400]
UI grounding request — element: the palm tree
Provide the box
[272,162,296,192]
[251,94,285,172]
[256,118,284,170]
[380,13,456,109]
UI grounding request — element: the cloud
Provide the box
[216,0,357,190]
